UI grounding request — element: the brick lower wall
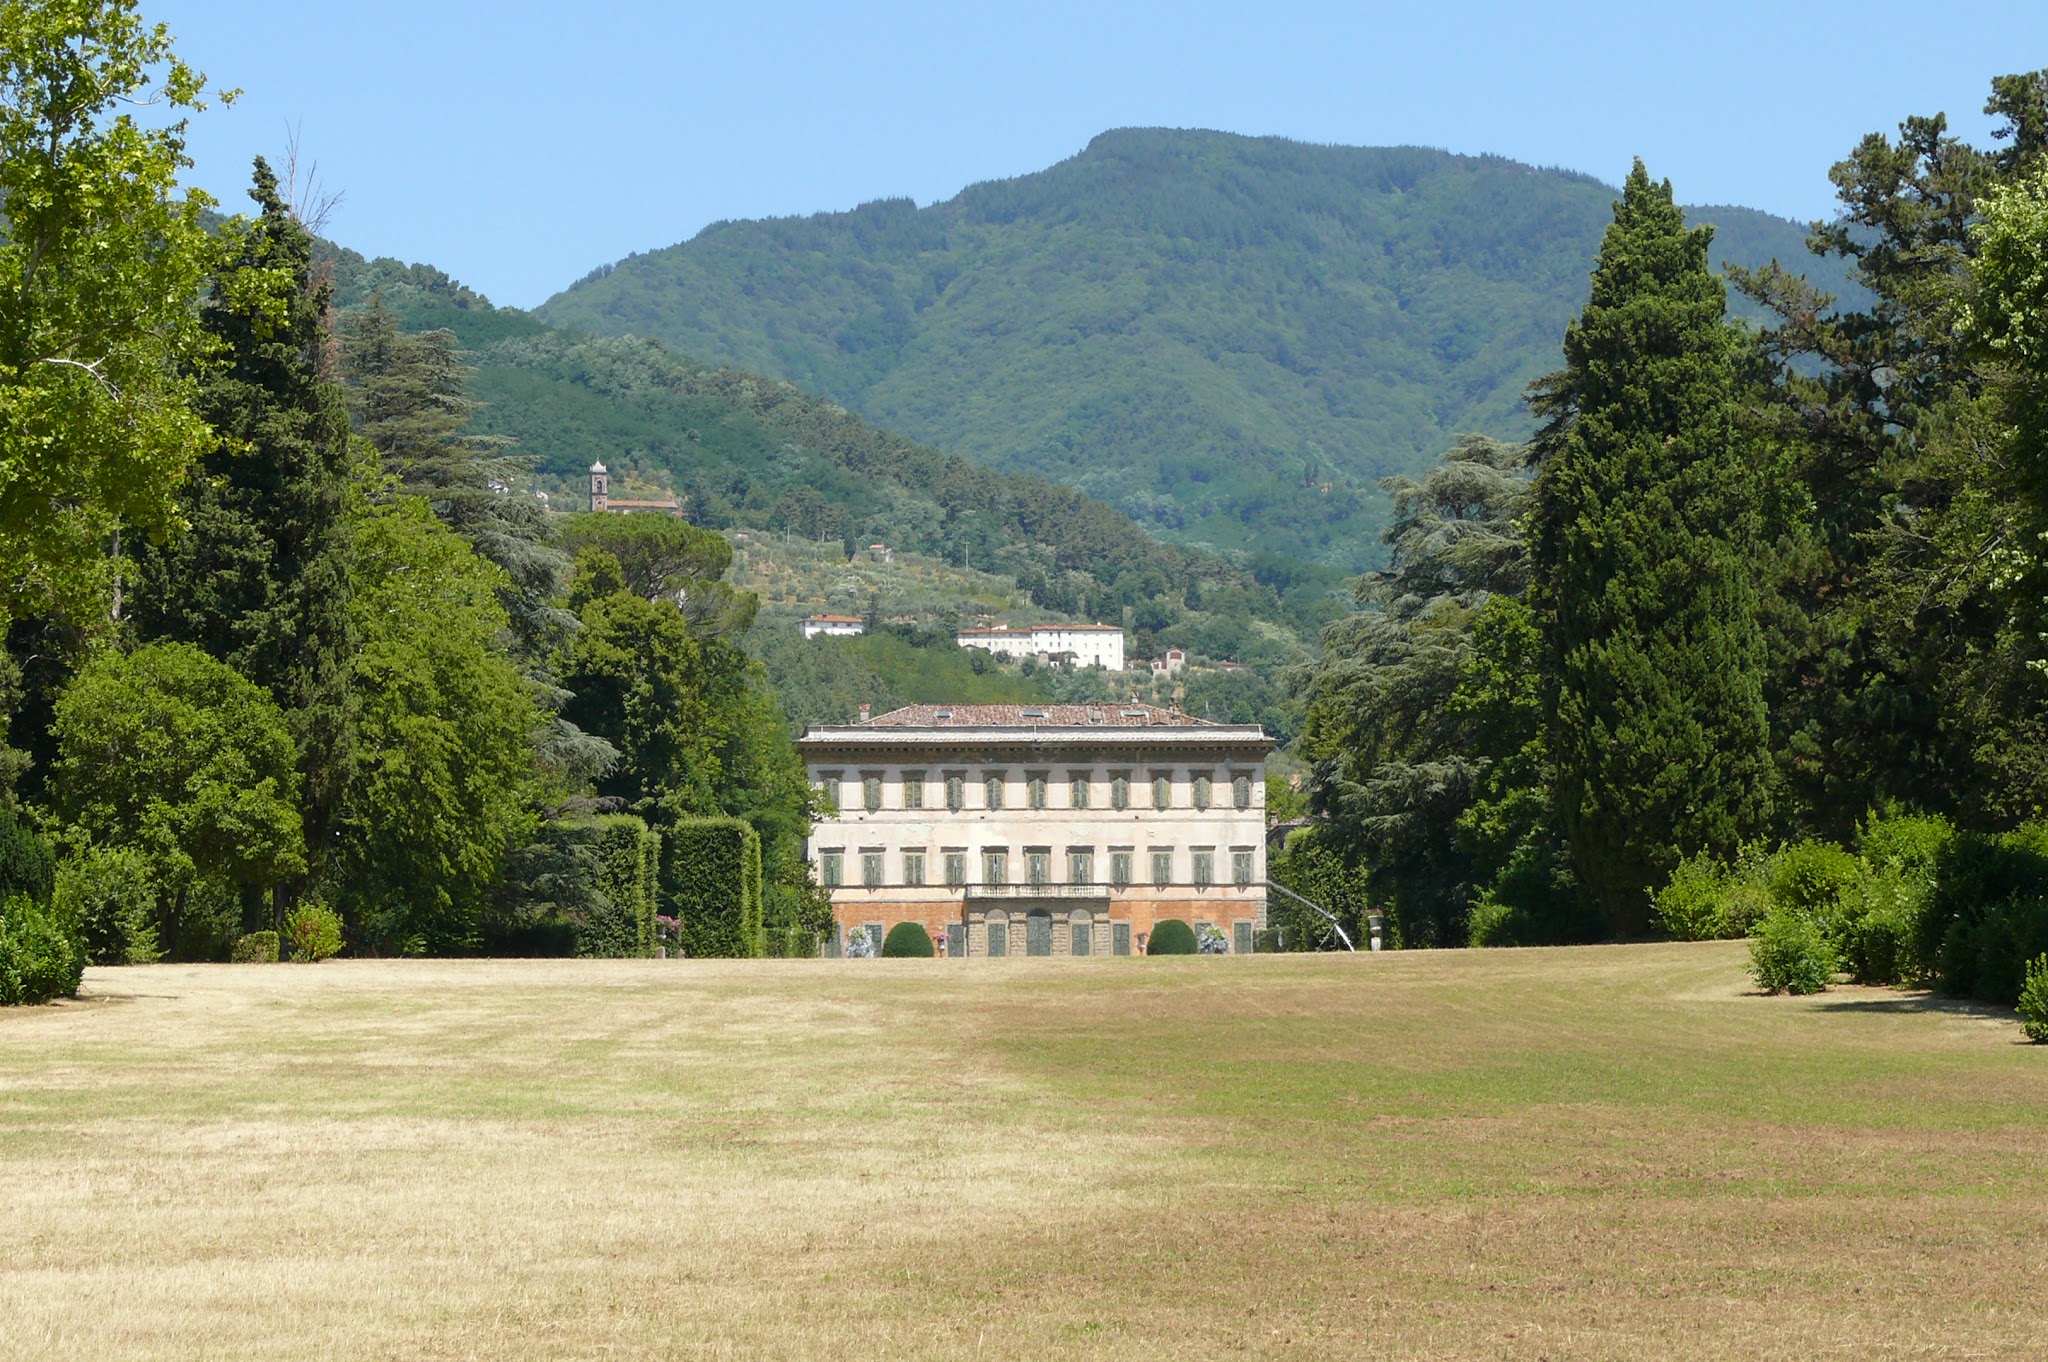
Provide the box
[830,895,1263,956]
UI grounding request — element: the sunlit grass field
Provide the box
[3,943,2043,1360]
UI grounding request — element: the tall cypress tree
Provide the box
[130,158,356,864]
[1528,163,1771,936]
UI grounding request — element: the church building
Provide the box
[799,703,1274,956]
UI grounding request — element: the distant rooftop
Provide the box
[857,702,1214,729]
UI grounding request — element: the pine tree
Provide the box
[1528,163,1772,936]
[129,157,356,864]
[338,300,570,657]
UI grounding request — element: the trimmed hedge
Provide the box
[663,817,763,959]
[0,892,85,1005]
[232,931,280,963]
[574,815,660,958]
[880,922,934,957]
[1146,918,1197,955]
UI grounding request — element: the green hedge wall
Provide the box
[577,815,660,958]
[663,817,763,959]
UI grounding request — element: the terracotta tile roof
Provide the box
[804,614,865,623]
[858,703,1214,728]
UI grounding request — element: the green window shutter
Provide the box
[1112,923,1132,956]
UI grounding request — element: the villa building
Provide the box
[799,702,1273,956]
[955,623,1125,671]
[800,614,867,640]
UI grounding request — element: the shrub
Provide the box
[880,922,934,957]
[53,843,158,965]
[284,901,344,962]
[1835,867,1919,986]
[2019,955,2048,1043]
[1857,809,1954,884]
[1196,923,1229,954]
[0,893,86,1005]
[1769,841,1861,927]
[1146,919,1197,955]
[1653,854,1731,941]
[662,817,763,959]
[231,931,280,964]
[843,925,876,959]
[1749,905,1837,995]
[1916,824,2048,1002]
[1465,895,1517,947]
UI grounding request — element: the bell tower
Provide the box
[589,461,609,512]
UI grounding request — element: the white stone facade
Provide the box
[800,703,1272,956]
[955,624,1125,672]
[800,614,867,640]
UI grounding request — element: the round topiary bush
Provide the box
[1146,918,1197,955]
[880,921,934,958]
[1749,905,1838,995]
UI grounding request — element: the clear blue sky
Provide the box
[153,0,2042,309]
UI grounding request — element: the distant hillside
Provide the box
[315,248,1339,671]
[536,130,1864,568]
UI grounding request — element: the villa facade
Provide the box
[955,624,1125,671]
[799,703,1273,956]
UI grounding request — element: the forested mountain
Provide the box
[535,130,1864,567]
[316,248,1337,671]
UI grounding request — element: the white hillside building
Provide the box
[801,614,867,640]
[956,623,1125,671]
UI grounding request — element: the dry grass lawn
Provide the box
[2,942,2044,1360]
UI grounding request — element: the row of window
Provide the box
[818,846,1258,889]
[821,769,1255,814]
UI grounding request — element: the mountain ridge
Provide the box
[536,128,1864,568]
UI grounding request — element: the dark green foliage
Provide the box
[663,817,763,959]
[284,900,343,962]
[0,803,54,906]
[128,159,356,859]
[50,643,304,960]
[880,922,934,958]
[1749,906,1838,995]
[1913,825,2048,1003]
[1146,919,1197,955]
[557,514,753,638]
[1530,163,1772,937]
[1267,826,1368,951]
[536,133,1857,567]
[231,931,279,964]
[339,298,571,658]
[1298,436,1536,947]
[0,892,85,1005]
[2019,956,2048,1042]
[55,844,158,965]
[332,501,538,955]
[1732,75,2048,833]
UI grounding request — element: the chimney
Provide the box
[857,702,871,724]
